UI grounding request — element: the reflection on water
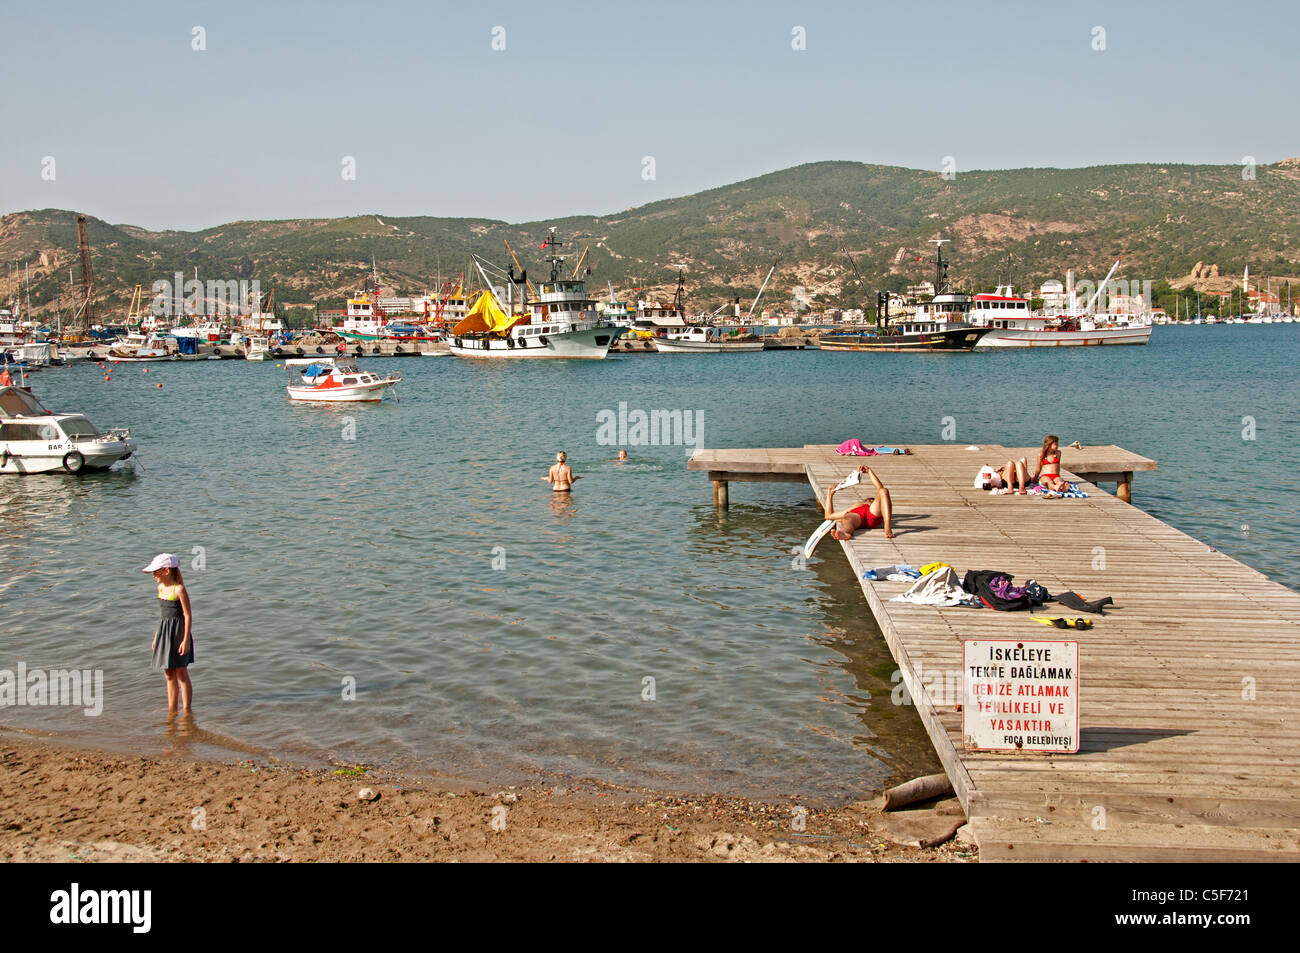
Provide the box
[1,328,1295,801]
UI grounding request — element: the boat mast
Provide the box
[930,239,951,294]
[749,263,775,320]
[1084,256,1123,314]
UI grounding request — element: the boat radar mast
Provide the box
[930,239,952,295]
[542,228,566,281]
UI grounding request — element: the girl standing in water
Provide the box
[543,451,581,492]
[144,553,194,712]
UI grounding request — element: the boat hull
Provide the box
[286,382,396,402]
[653,338,765,353]
[449,325,623,359]
[974,327,1152,348]
[819,327,989,352]
[0,439,136,475]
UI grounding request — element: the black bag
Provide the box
[962,569,1032,612]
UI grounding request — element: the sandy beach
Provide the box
[0,734,972,863]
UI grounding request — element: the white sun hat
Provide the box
[142,553,180,573]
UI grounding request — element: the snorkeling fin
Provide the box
[1030,616,1093,631]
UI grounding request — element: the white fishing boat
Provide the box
[244,337,274,361]
[285,357,400,402]
[630,273,691,338]
[653,325,765,353]
[969,279,1151,348]
[449,229,624,359]
[107,331,174,361]
[1,383,136,474]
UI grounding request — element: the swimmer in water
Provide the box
[543,451,582,492]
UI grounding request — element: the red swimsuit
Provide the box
[848,502,882,530]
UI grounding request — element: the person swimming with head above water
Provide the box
[824,465,894,540]
[543,451,582,492]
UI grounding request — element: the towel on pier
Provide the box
[1028,481,1087,498]
[890,567,982,607]
[864,564,922,582]
[835,440,905,457]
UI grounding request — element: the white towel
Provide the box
[890,567,981,607]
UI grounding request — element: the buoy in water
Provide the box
[156,383,162,388]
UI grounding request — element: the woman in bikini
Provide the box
[144,553,194,713]
[1033,434,1069,492]
[543,451,581,492]
[824,465,894,540]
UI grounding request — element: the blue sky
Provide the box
[2,0,1295,230]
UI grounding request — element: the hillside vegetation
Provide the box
[3,159,1298,318]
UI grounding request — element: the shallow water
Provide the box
[1,325,1295,802]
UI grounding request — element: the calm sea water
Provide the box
[2,325,1296,803]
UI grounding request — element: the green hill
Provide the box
[3,158,1299,320]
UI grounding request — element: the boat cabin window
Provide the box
[0,422,60,441]
[342,377,358,385]
[58,417,100,438]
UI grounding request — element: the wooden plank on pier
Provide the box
[691,444,1300,861]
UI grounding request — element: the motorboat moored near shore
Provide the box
[1,384,137,474]
[285,357,400,402]
[653,325,765,352]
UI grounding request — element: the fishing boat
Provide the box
[106,331,175,361]
[968,279,1152,347]
[654,325,765,353]
[602,284,634,328]
[820,240,989,352]
[629,272,691,338]
[1,383,136,474]
[285,357,400,402]
[244,337,274,361]
[448,229,624,359]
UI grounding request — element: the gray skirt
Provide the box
[152,600,194,670]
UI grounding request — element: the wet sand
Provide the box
[0,734,972,863]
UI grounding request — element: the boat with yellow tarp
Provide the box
[449,229,625,360]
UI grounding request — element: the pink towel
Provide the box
[836,439,879,457]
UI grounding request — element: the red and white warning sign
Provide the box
[963,640,1079,753]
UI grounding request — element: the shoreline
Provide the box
[0,732,972,862]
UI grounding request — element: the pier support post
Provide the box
[713,479,729,509]
[1117,472,1132,504]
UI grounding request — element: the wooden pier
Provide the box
[689,444,1300,861]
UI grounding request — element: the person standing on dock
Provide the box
[144,553,195,713]
[543,451,581,492]
[825,466,894,540]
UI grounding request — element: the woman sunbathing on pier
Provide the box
[1032,435,1081,492]
[824,466,894,540]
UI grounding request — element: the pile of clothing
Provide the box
[886,564,1114,613]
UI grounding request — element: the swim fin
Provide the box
[1030,616,1093,630]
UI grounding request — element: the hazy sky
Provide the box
[2,0,1295,230]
